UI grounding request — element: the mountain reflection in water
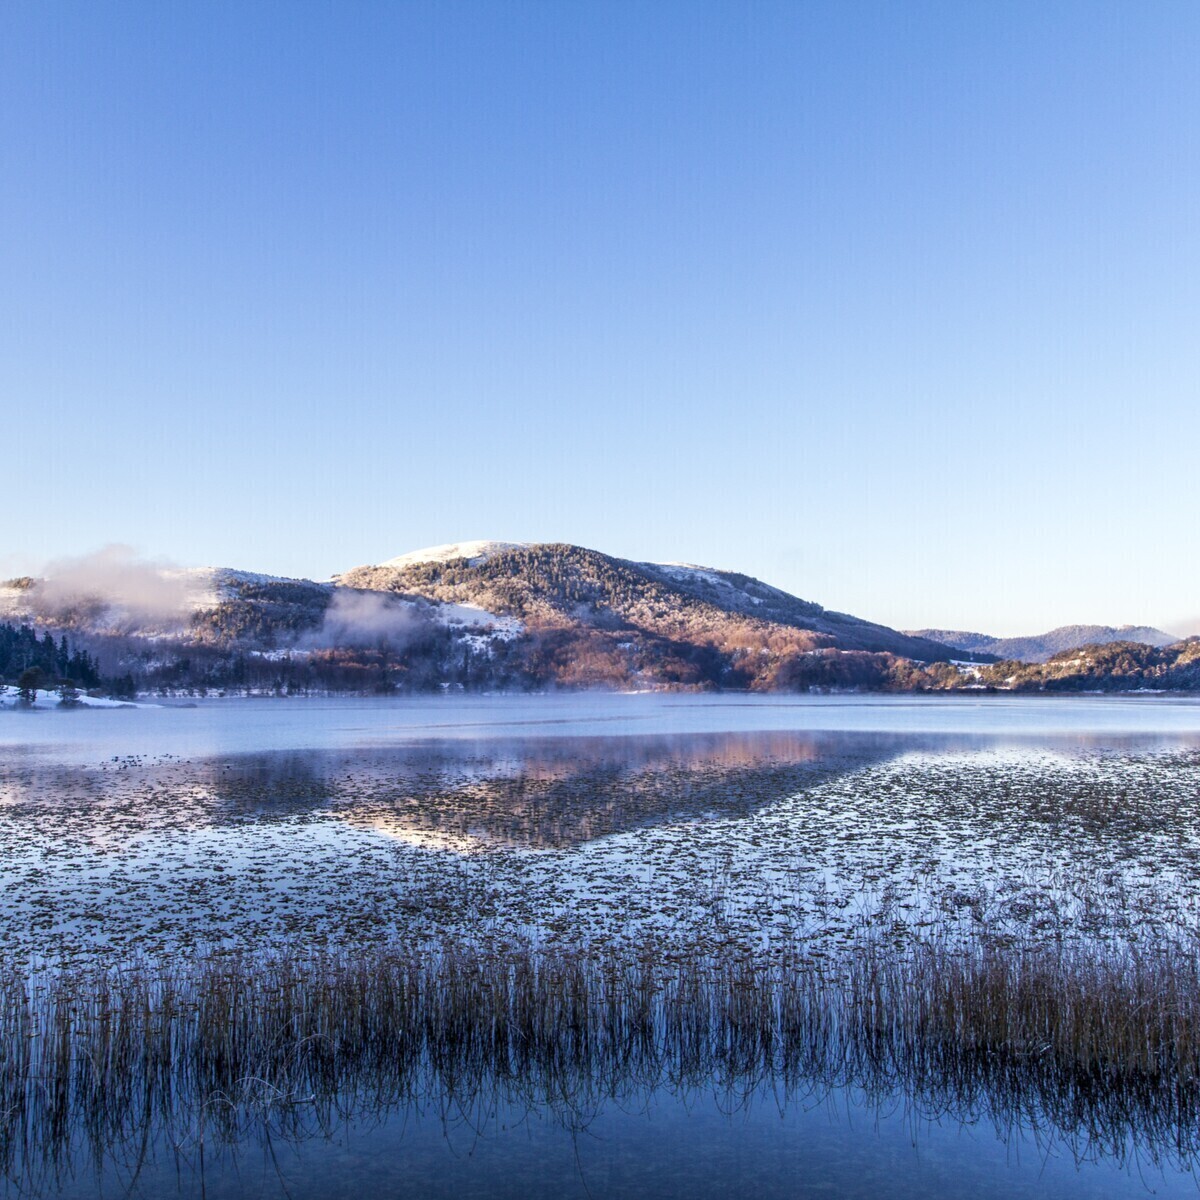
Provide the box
[5,727,1183,853]
[4,729,909,852]
[203,730,912,850]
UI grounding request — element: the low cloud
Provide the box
[27,545,193,631]
[307,589,423,649]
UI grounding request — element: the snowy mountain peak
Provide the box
[378,541,534,570]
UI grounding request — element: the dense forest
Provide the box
[0,616,969,697]
[6,617,1199,700]
[0,624,102,691]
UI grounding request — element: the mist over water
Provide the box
[7,691,1200,764]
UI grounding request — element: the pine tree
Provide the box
[16,668,42,706]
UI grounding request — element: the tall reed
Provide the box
[3,933,1199,1189]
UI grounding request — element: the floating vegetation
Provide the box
[1,735,1199,961]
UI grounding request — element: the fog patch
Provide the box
[26,545,192,632]
[307,589,425,649]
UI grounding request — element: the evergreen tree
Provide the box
[16,668,42,705]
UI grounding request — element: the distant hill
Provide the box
[337,541,962,686]
[2,541,965,695]
[907,624,1178,664]
[18,540,1196,697]
[978,639,1200,691]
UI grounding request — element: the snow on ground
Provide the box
[0,584,40,620]
[433,601,523,639]
[377,541,534,570]
[159,567,223,610]
[170,567,327,608]
[0,686,154,709]
[650,562,730,588]
[3,740,1197,961]
[643,561,768,605]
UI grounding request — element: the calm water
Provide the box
[7,691,1200,763]
[4,692,1200,1197]
[27,1078,1200,1200]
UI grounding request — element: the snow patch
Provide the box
[377,541,533,570]
[0,686,155,709]
[433,601,523,640]
[644,561,753,598]
[174,567,324,609]
[0,586,29,620]
[640,561,797,611]
[651,562,730,588]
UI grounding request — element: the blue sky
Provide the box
[3,1,1198,635]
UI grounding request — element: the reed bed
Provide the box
[2,932,1200,1191]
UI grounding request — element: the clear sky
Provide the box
[2,1,1198,636]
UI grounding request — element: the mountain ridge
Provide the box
[2,540,970,694]
[8,540,1189,696]
[907,624,1178,664]
[338,542,960,663]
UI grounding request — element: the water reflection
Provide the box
[5,729,912,854]
[10,1041,1200,1200]
[208,731,911,850]
[5,727,1197,853]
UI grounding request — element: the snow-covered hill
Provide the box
[0,540,989,694]
[338,540,960,666]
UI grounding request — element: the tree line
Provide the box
[0,623,102,694]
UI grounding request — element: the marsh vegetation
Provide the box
[5,932,1200,1196]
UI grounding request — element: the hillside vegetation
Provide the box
[980,639,1200,691]
[2,543,969,696]
[338,543,965,690]
[4,543,1193,697]
[342,543,957,657]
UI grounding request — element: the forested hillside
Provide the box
[341,543,960,658]
[6,543,1193,698]
[0,625,101,690]
[979,639,1200,691]
[2,543,968,696]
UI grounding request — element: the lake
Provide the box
[3,692,1200,1197]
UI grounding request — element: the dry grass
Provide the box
[2,931,1200,1190]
